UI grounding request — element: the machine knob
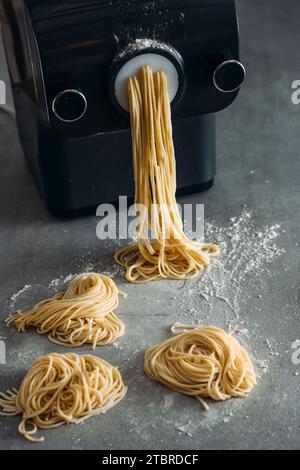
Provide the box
[213,60,246,93]
[52,89,87,123]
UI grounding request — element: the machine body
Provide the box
[0,0,244,216]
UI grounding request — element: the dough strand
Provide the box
[115,66,219,283]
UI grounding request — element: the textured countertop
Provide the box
[0,0,299,450]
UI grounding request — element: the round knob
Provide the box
[213,60,246,93]
[52,89,87,123]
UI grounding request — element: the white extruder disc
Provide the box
[114,53,179,111]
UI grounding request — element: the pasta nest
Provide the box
[145,324,257,410]
[0,353,127,442]
[6,273,126,348]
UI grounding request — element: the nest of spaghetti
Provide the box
[0,353,127,442]
[6,273,126,349]
[144,324,257,410]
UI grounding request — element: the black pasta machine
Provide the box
[0,0,245,216]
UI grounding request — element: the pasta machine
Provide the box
[0,0,245,216]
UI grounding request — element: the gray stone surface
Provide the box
[0,0,299,450]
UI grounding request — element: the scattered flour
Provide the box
[174,209,285,379]
[114,38,180,62]
[176,422,193,437]
[201,210,283,317]
[9,285,31,310]
[179,209,284,325]
[15,351,37,364]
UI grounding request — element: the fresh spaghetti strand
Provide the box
[5,273,126,349]
[0,353,127,442]
[115,66,219,283]
[144,323,257,410]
